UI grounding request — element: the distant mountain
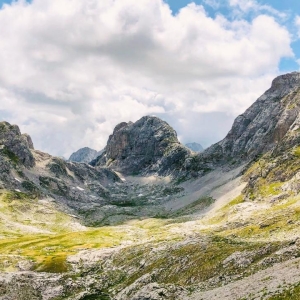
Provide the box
[68,147,103,163]
[185,142,204,152]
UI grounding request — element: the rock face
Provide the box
[202,72,300,165]
[186,142,204,152]
[68,147,103,163]
[92,116,191,176]
[0,121,35,168]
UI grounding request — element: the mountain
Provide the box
[185,142,204,152]
[3,72,300,299]
[0,121,35,168]
[204,72,300,163]
[92,115,191,176]
[179,72,300,180]
[0,121,124,224]
[68,147,103,163]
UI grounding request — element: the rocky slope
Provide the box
[0,121,128,224]
[68,147,103,163]
[0,121,189,227]
[203,72,300,164]
[185,142,204,152]
[92,116,191,177]
[0,121,35,168]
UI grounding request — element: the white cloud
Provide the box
[0,0,293,157]
[229,0,287,19]
[203,0,220,10]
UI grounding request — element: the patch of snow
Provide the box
[76,186,85,191]
[14,189,21,192]
[14,178,21,183]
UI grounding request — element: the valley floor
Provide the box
[1,168,300,299]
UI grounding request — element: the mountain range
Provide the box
[1,72,300,299]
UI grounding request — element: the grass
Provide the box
[171,196,215,217]
[0,191,179,273]
[1,147,19,164]
[0,227,131,272]
[293,146,300,158]
[219,195,300,240]
[268,283,300,299]
[0,190,77,235]
[112,235,281,290]
[221,195,244,211]
[205,194,244,225]
[0,190,139,272]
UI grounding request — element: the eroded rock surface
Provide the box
[0,122,35,168]
[203,72,300,164]
[93,116,191,177]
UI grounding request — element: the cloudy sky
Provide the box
[0,0,299,157]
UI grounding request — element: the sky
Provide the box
[0,0,299,158]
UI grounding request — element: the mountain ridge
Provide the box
[2,72,300,299]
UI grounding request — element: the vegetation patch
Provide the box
[268,283,300,300]
[171,196,215,217]
[1,147,19,164]
[112,236,281,290]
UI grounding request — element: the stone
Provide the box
[92,116,191,176]
[0,121,35,168]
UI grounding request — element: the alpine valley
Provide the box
[2,72,300,299]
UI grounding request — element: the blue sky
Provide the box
[0,0,299,155]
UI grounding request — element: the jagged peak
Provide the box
[0,120,35,167]
[94,115,189,176]
[269,71,300,93]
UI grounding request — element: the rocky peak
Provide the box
[22,133,34,150]
[0,121,35,167]
[69,147,103,163]
[269,72,300,95]
[93,116,191,176]
[202,72,300,165]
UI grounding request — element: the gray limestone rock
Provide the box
[0,121,35,168]
[199,72,300,166]
[92,116,191,176]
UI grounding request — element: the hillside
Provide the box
[1,72,300,299]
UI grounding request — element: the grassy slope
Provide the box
[2,153,300,299]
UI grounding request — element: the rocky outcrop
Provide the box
[92,116,191,176]
[186,142,204,152]
[68,147,103,163]
[0,121,35,168]
[201,72,300,165]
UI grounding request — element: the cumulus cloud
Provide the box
[0,0,293,157]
